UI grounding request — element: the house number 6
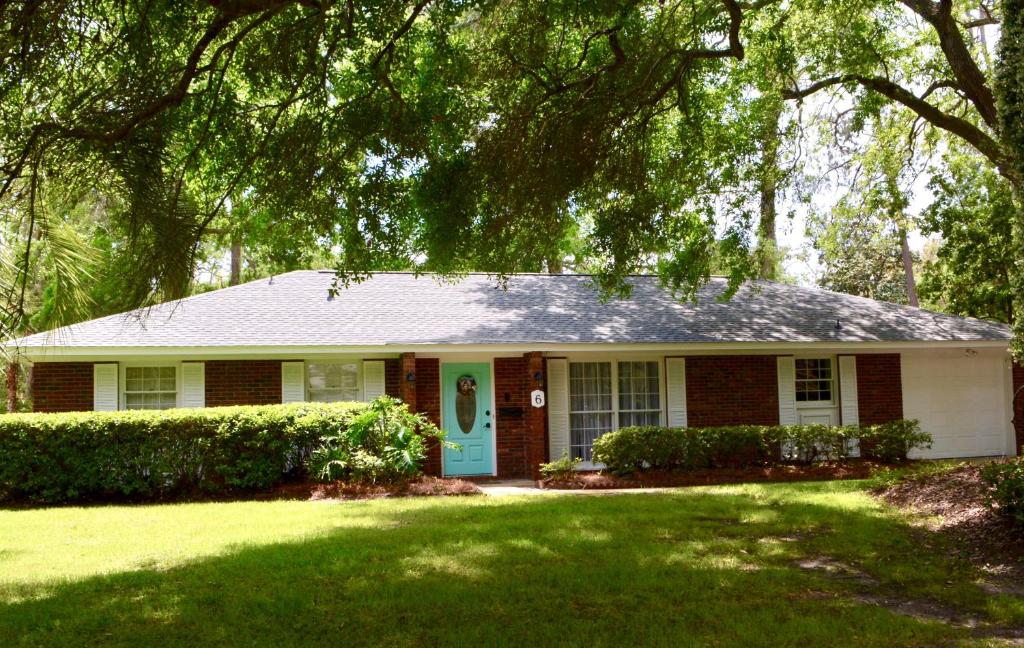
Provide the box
[530,390,545,408]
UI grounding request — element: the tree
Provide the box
[917,147,1016,322]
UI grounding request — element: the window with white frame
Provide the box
[307,362,360,402]
[795,358,833,403]
[124,366,177,410]
[569,361,661,461]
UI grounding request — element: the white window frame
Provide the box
[566,357,666,467]
[120,362,181,410]
[305,360,362,403]
[794,356,836,408]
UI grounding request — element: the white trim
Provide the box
[93,363,119,411]
[777,356,798,426]
[10,339,1012,361]
[665,357,687,428]
[180,362,206,408]
[281,361,305,403]
[838,355,859,426]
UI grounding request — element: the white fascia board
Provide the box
[9,339,1012,362]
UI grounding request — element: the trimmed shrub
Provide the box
[0,401,366,503]
[308,396,451,484]
[981,459,1024,525]
[859,420,931,463]
[591,420,928,475]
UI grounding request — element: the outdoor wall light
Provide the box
[406,371,416,383]
[533,371,543,383]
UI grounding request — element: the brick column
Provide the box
[399,352,417,410]
[415,358,442,477]
[524,352,548,478]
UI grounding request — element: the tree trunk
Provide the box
[230,235,242,286]
[6,361,18,413]
[546,256,563,274]
[756,101,783,280]
[899,227,919,307]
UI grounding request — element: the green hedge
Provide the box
[591,420,930,475]
[0,402,366,503]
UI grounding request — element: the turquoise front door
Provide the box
[441,362,493,476]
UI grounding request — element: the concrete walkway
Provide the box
[475,480,681,497]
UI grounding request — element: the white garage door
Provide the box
[901,352,1010,459]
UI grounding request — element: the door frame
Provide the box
[439,358,498,477]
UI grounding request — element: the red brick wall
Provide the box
[32,362,94,412]
[854,354,903,425]
[1013,362,1024,454]
[524,352,548,476]
[415,358,442,476]
[384,359,401,398]
[685,355,779,427]
[494,357,529,478]
[205,360,282,407]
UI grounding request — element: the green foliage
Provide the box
[0,402,365,504]
[981,459,1024,526]
[918,149,1016,323]
[591,421,929,476]
[308,396,451,484]
[538,451,582,481]
[858,420,931,464]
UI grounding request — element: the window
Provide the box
[795,358,833,403]
[618,361,661,427]
[124,366,177,410]
[307,362,360,402]
[569,361,662,461]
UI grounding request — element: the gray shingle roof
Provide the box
[10,271,1011,349]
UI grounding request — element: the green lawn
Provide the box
[0,481,1020,646]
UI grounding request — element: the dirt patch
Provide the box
[267,476,481,502]
[542,461,883,490]
[797,554,1024,641]
[875,462,1024,579]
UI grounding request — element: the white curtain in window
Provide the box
[307,362,360,402]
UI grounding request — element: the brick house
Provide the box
[10,272,1022,478]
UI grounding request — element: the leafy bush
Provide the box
[591,421,928,475]
[308,396,452,484]
[538,451,582,480]
[859,420,931,463]
[0,401,366,504]
[981,459,1024,525]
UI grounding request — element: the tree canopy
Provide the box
[1,0,1022,352]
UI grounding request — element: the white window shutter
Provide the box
[181,362,205,408]
[666,357,688,428]
[281,361,305,403]
[777,356,797,425]
[839,355,859,426]
[547,358,570,461]
[362,360,386,402]
[93,363,118,411]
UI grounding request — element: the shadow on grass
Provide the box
[0,484,1011,647]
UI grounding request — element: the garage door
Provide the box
[901,352,1010,459]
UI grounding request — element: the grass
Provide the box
[0,481,1021,646]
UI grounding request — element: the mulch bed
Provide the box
[268,476,482,501]
[874,462,1024,579]
[541,461,883,490]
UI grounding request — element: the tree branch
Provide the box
[783,74,1008,174]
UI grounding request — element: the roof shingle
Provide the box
[10,271,1011,349]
